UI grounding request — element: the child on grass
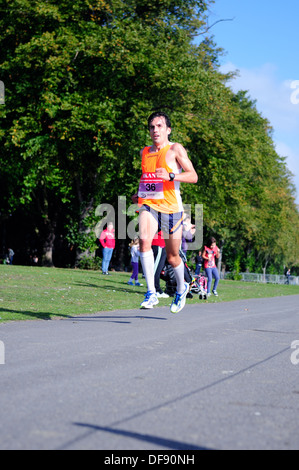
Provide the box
[127,237,143,286]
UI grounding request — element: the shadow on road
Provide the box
[0,307,72,321]
[70,422,212,450]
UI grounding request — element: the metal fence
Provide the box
[221,272,299,286]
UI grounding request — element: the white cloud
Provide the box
[221,62,299,131]
[220,62,299,204]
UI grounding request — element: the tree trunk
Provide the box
[262,259,269,283]
[115,239,128,271]
[41,217,56,267]
[217,239,225,273]
[75,179,94,266]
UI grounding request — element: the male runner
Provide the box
[132,112,198,313]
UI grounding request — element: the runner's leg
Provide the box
[164,227,185,294]
[139,208,159,293]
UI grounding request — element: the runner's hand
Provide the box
[155,168,169,180]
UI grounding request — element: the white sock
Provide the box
[173,260,185,294]
[140,250,156,294]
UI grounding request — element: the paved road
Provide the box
[0,295,299,450]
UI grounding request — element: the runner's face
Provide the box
[149,117,171,146]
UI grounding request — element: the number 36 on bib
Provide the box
[138,172,164,199]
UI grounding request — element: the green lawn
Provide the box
[0,264,298,323]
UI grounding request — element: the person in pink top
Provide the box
[202,237,220,297]
[99,222,115,274]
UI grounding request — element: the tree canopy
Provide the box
[0,0,298,272]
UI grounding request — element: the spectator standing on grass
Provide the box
[152,231,169,298]
[202,237,220,297]
[195,250,203,275]
[99,222,115,275]
[128,237,143,286]
[8,248,14,265]
[285,268,291,285]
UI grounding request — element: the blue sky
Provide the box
[204,0,299,204]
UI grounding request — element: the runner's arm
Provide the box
[156,143,198,183]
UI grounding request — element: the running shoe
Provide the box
[127,281,134,285]
[140,291,159,309]
[135,282,144,286]
[170,282,189,314]
[156,292,169,298]
[212,290,218,297]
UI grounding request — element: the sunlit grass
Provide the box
[0,265,298,323]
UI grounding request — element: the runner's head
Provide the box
[147,112,172,146]
[147,111,171,130]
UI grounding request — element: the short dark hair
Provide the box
[148,111,171,130]
[207,237,217,247]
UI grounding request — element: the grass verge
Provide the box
[0,264,299,323]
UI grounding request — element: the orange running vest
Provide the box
[138,145,183,214]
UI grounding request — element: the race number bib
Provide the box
[138,172,164,199]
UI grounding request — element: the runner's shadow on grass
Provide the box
[74,281,146,294]
[0,307,72,321]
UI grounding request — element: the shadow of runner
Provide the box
[0,307,72,321]
[56,346,291,450]
[71,422,212,450]
[64,314,168,323]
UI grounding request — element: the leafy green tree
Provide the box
[0,0,216,264]
[0,0,298,272]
